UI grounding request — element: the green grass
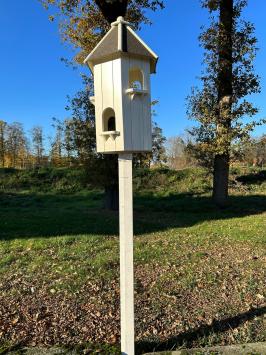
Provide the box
[0,167,265,354]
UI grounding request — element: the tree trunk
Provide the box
[213,154,229,207]
[213,0,233,207]
[0,121,6,168]
[104,184,119,211]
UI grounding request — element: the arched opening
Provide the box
[129,68,144,90]
[103,107,116,132]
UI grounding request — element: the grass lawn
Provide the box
[0,168,265,354]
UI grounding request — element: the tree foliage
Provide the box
[40,0,164,64]
[0,120,7,168]
[187,0,262,163]
[233,134,266,167]
[187,0,264,206]
[65,75,96,163]
[166,135,196,170]
[31,126,44,166]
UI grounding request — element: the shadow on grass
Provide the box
[134,193,266,235]
[0,191,265,240]
[236,169,266,185]
[136,306,266,354]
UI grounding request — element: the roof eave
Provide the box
[86,54,158,75]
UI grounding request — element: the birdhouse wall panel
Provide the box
[94,63,104,152]
[103,62,114,152]
[141,60,152,151]
[101,61,114,114]
[143,95,152,150]
[96,60,123,153]
[131,57,140,150]
[121,57,133,151]
[130,57,147,151]
[112,58,124,151]
[143,59,152,151]
[131,95,142,151]
[121,57,152,152]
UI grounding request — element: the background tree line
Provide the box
[1,115,264,171]
[0,118,167,170]
[166,133,266,170]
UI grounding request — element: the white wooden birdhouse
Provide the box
[84,16,158,154]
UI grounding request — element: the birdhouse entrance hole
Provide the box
[129,68,143,90]
[103,108,116,132]
[102,107,120,140]
[107,116,116,131]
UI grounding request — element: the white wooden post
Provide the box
[118,153,135,355]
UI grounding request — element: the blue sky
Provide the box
[0,0,265,141]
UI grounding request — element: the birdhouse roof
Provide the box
[84,17,158,74]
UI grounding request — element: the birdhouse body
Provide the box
[85,17,158,154]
